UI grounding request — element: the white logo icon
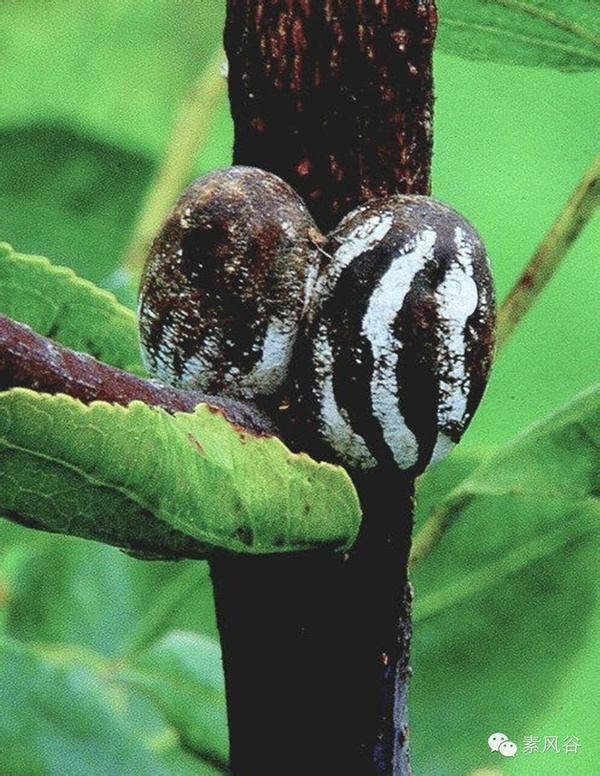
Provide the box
[488,732,518,757]
[488,733,508,752]
[499,740,518,757]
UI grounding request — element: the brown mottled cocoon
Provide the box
[139,166,320,400]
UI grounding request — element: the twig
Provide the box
[0,314,273,436]
[496,152,600,351]
[121,46,227,278]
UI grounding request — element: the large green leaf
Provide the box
[0,524,226,770]
[118,631,228,767]
[0,635,225,774]
[3,536,156,657]
[413,445,494,531]
[0,528,218,656]
[0,389,361,558]
[410,386,600,773]
[456,384,598,501]
[0,126,154,287]
[437,0,600,70]
[0,637,165,775]
[0,242,144,375]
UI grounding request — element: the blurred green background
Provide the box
[0,1,598,774]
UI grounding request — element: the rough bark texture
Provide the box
[212,2,437,774]
[226,0,436,233]
[0,315,274,436]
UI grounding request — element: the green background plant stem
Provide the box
[0,1,599,773]
[122,46,226,278]
[496,151,600,350]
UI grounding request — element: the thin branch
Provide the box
[496,152,600,351]
[0,314,274,436]
[121,46,227,278]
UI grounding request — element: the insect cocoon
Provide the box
[295,195,496,473]
[139,166,320,399]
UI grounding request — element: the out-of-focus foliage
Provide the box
[0,530,225,773]
[436,0,600,71]
[0,1,598,774]
[0,0,229,285]
[116,631,229,765]
[411,387,600,772]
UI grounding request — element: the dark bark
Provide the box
[213,2,437,773]
[225,0,436,233]
[211,472,414,776]
[0,315,274,436]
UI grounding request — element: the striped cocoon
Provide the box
[294,195,496,474]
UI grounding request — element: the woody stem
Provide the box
[210,2,437,773]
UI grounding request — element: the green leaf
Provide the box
[0,526,226,767]
[410,386,600,773]
[453,384,599,502]
[0,1,226,158]
[0,242,144,375]
[506,607,600,775]
[437,0,600,70]
[0,637,168,775]
[0,126,154,286]
[0,389,361,557]
[0,525,219,655]
[118,631,228,767]
[3,537,148,657]
[117,563,219,657]
[414,445,495,530]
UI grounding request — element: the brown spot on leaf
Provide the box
[187,433,205,455]
[232,526,253,545]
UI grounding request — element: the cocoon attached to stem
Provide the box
[292,194,496,476]
[135,0,500,772]
[138,165,321,400]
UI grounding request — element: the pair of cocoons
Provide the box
[139,166,495,475]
